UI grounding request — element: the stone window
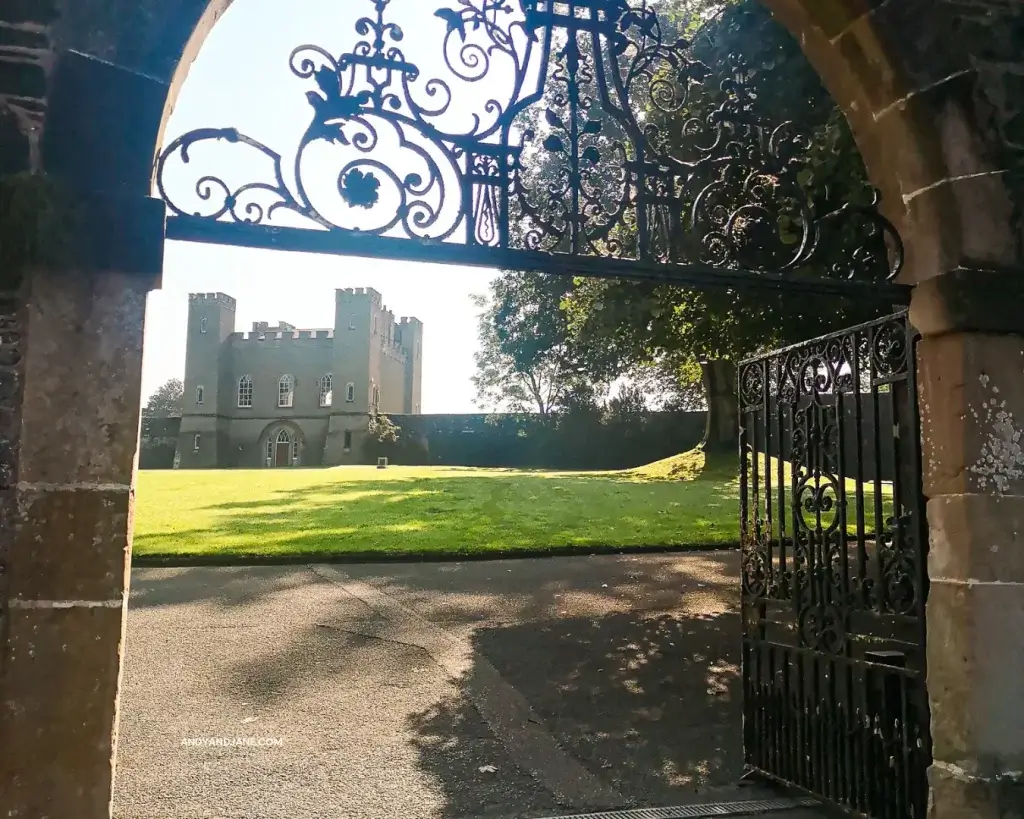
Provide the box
[348,316,355,330]
[319,374,333,407]
[265,438,273,466]
[372,316,378,335]
[196,385,204,405]
[292,439,300,465]
[278,374,294,408]
[193,433,201,452]
[238,375,253,407]
[343,430,353,451]
[372,383,380,410]
[346,382,355,402]
[200,316,208,334]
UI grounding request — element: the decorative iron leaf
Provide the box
[542,135,564,153]
[583,119,603,135]
[314,65,338,99]
[582,145,601,165]
[339,169,380,209]
[544,108,564,130]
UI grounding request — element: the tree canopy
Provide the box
[471,273,595,414]
[475,0,893,425]
[142,378,183,419]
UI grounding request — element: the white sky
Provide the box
[142,0,501,413]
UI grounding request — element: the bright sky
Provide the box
[142,0,500,413]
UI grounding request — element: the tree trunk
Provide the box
[700,359,738,452]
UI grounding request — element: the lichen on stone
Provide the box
[968,374,1024,493]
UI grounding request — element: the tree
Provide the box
[471,272,598,415]
[556,0,892,448]
[142,378,183,419]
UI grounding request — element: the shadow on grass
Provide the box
[134,468,741,561]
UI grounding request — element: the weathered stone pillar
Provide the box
[0,38,167,815]
[913,268,1024,819]
[0,256,156,816]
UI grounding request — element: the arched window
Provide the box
[277,429,291,444]
[193,433,201,452]
[237,375,253,407]
[318,374,333,407]
[199,316,208,334]
[345,382,355,402]
[278,374,294,408]
[372,384,380,409]
[196,385,204,405]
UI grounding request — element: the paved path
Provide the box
[114,553,824,819]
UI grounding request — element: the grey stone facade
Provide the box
[176,287,423,468]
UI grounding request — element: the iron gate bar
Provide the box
[164,215,911,301]
[155,0,906,296]
[738,311,930,819]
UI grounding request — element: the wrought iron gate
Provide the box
[738,312,930,819]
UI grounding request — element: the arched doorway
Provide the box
[262,424,302,467]
[0,1,1021,818]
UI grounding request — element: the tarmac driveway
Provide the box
[113,552,816,819]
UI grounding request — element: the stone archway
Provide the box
[0,2,1022,818]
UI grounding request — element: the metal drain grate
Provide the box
[535,796,822,819]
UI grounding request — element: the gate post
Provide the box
[0,254,158,818]
[913,268,1024,818]
[0,50,166,818]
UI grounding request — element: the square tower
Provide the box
[397,316,423,414]
[323,287,377,463]
[178,292,236,467]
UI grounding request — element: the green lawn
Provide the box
[133,450,896,561]
[132,450,741,561]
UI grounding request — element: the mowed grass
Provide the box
[132,450,741,560]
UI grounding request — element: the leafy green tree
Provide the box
[563,1,891,447]
[142,378,183,419]
[471,273,595,415]
[368,413,400,444]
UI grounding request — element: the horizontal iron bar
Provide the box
[165,216,912,301]
[739,309,911,366]
[741,638,924,676]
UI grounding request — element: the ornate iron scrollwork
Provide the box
[155,0,905,295]
[739,312,930,818]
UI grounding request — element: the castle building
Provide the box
[176,288,423,468]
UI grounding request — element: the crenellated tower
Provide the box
[177,292,236,467]
[396,316,423,414]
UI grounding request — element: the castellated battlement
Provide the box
[229,329,334,343]
[337,286,382,306]
[189,292,237,308]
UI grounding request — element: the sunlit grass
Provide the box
[133,451,741,560]
[133,449,897,561]
[745,454,896,537]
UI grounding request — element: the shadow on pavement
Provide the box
[396,556,745,813]
[123,553,746,818]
